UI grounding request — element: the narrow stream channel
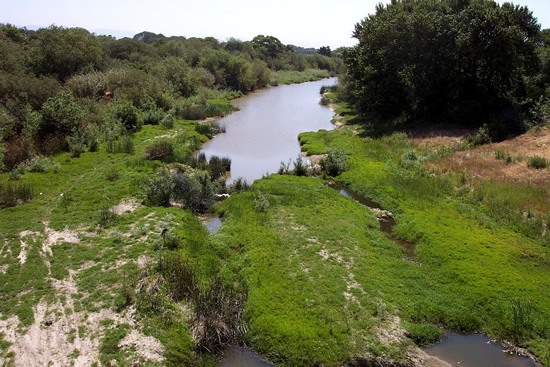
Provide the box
[203,79,536,367]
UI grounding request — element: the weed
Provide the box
[144,140,174,161]
[105,167,120,182]
[320,148,348,177]
[254,191,270,212]
[292,155,308,176]
[527,156,549,169]
[145,171,174,206]
[0,182,33,207]
[98,205,117,228]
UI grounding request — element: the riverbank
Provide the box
[210,92,549,365]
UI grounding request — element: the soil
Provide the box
[424,126,550,186]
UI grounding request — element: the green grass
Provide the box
[271,69,332,85]
[0,117,217,364]
[211,126,550,365]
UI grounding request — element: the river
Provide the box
[203,79,537,367]
[200,78,336,183]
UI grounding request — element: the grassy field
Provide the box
[1,81,549,366]
[0,117,221,366]
[209,115,550,364]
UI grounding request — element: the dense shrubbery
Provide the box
[0,23,341,171]
[343,0,550,138]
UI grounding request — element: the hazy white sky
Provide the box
[1,0,549,49]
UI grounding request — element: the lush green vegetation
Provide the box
[202,123,550,365]
[342,0,550,139]
[0,24,341,172]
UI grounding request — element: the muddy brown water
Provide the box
[200,78,337,183]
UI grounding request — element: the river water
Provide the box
[205,79,537,367]
[200,78,336,183]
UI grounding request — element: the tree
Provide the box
[344,0,541,132]
[251,35,284,59]
[318,46,332,57]
[31,25,103,81]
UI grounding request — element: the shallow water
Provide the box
[202,215,222,234]
[334,185,416,259]
[218,347,274,367]
[200,78,337,183]
[424,333,537,367]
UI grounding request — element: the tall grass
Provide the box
[0,182,33,207]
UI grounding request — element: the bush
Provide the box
[98,205,117,228]
[195,123,213,138]
[27,157,52,172]
[208,155,230,180]
[144,140,174,161]
[320,149,348,176]
[0,182,33,207]
[161,112,175,129]
[527,156,549,169]
[292,155,308,176]
[179,106,206,120]
[109,102,141,131]
[145,172,174,206]
[105,167,120,181]
[172,170,214,214]
[254,191,270,212]
[468,124,492,147]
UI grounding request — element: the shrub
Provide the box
[468,124,492,147]
[292,155,308,176]
[208,155,229,180]
[98,205,117,228]
[105,168,120,181]
[527,156,549,169]
[161,112,174,129]
[179,106,206,120]
[254,191,270,212]
[26,157,51,172]
[0,182,33,207]
[320,149,348,176]
[172,170,214,214]
[195,123,213,138]
[145,172,174,206]
[109,102,141,132]
[144,140,174,161]
[227,177,250,193]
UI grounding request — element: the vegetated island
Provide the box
[1,0,550,365]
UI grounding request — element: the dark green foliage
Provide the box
[144,140,174,161]
[98,205,117,228]
[172,170,215,214]
[527,156,549,169]
[344,0,541,130]
[208,155,230,180]
[31,25,103,81]
[467,124,492,147]
[105,135,135,155]
[109,102,141,132]
[292,155,308,176]
[227,177,250,193]
[145,171,174,206]
[105,167,120,181]
[162,251,196,301]
[195,123,213,138]
[0,181,33,207]
[41,92,88,136]
[320,148,348,176]
[161,113,174,129]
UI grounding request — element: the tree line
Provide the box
[341,0,550,140]
[0,25,342,170]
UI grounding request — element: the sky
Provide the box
[1,0,549,49]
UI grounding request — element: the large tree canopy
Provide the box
[344,0,541,132]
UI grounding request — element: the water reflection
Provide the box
[424,333,537,367]
[219,347,274,367]
[200,78,337,183]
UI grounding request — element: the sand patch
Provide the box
[43,222,80,257]
[118,329,164,362]
[110,199,140,215]
[18,230,39,265]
